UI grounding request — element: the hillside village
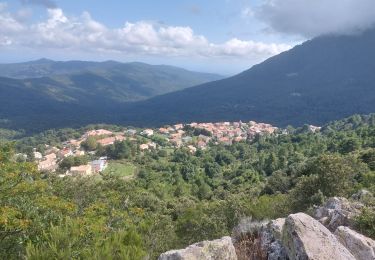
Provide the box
[28,121,308,177]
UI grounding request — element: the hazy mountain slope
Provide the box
[0,60,223,132]
[120,29,375,127]
[0,59,223,101]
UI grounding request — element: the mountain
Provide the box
[119,28,375,127]
[0,60,223,131]
[0,59,223,101]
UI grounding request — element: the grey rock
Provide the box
[335,226,375,260]
[282,213,355,260]
[158,236,237,260]
[313,197,364,231]
[269,218,285,241]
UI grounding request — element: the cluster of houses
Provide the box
[34,144,108,177]
[155,121,278,151]
[29,121,292,176]
[34,129,119,176]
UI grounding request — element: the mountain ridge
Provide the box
[0,60,224,131]
[119,28,375,127]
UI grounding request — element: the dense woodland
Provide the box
[1,114,375,259]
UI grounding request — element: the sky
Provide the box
[1,0,375,74]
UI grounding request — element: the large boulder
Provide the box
[335,226,375,260]
[282,213,355,260]
[313,197,364,231]
[158,236,237,260]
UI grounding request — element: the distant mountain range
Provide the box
[0,60,223,131]
[120,28,375,127]
[2,28,375,132]
[0,59,223,101]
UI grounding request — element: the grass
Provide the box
[104,161,137,178]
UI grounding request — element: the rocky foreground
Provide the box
[158,197,375,260]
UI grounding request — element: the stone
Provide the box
[313,197,364,231]
[260,228,288,260]
[269,218,285,240]
[335,226,375,260]
[282,213,355,260]
[158,236,237,260]
[351,189,373,201]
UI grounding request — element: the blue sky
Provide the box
[1,0,374,74]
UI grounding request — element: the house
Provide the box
[141,129,154,137]
[182,136,193,143]
[158,128,170,134]
[45,147,59,154]
[174,124,184,130]
[148,142,157,149]
[140,144,150,150]
[115,135,126,142]
[197,141,207,149]
[91,159,108,173]
[126,129,137,136]
[308,125,321,133]
[140,142,157,150]
[233,136,244,143]
[187,145,197,154]
[86,129,113,137]
[170,138,182,147]
[97,137,116,146]
[74,150,85,156]
[68,139,83,148]
[33,152,42,160]
[59,148,73,158]
[38,156,57,172]
[70,165,93,176]
[219,137,232,145]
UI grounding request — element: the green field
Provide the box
[103,161,137,178]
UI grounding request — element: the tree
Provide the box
[290,154,365,210]
[81,136,97,151]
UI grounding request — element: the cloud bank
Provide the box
[258,0,375,37]
[0,4,291,61]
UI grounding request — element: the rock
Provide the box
[158,236,237,260]
[335,226,375,260]
[269,218,285,240]
[351,189,374,204]
[260,227,288,260]
[282,213,355,260]
[313,197,364,231]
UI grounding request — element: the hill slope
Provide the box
[120,29,375,127]
[0,59,223,102]
[0,60,222,131]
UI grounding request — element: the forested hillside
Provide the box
[0,60,222,132]
[121,28,375,127]
[1,114,375,259]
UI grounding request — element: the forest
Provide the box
[1,114,375,259]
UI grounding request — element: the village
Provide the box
[31,121,280,177]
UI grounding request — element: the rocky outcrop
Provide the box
[335,226,375,260]
[313,197,364,231]
[159,197,373,260]
[158,236,237,260]
[282,213,354,260]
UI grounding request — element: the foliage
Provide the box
[2,114,375,258]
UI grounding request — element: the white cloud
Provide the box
[0,5,292,61]
[214,38,290,57]
[0,3,24,34]
[258,0,375,37]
